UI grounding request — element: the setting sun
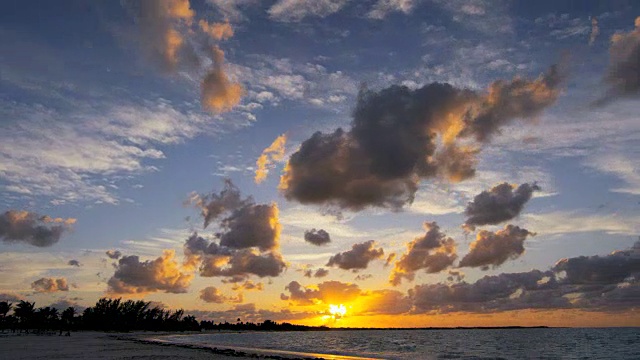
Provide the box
[329,304,347,318]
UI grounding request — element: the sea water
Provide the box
[159,327,640,359]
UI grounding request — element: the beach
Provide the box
[0,331,230,359]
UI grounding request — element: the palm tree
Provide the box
[14,301,35,333]
[61,307,75,336]
[0,301,12,332]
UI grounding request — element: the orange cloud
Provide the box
[199,20,234,41]
[201,47,244,114]
[255,134,287,184]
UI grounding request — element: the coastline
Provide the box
[0,331,371,360]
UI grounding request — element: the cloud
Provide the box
[0,210,75,247]
[463,182,540,231]
[231,280,264,291]
[201,46,245,114]
[304,267,330,278]
[367,0,415,20]
[304,228,331,246]
[255,134,287,184]
[218,203,281,251]
[107,250,193,294]
[31,277,69,293]
[205,0,259,22]
[589,16,600,45]
[0,99,216,204]
[598,17,640,104]
[460,64,565,142]
[326,240,384,271]
[129,0,195,73]
[268,0,351,22]
[0,293,23,302]
[200,286,243,303]
[126,0,244,114]
[190,303,316,323]
[459,225,535,270]
[283,280,361,305]
[199,20,234,41]
[48,299,86,312]
[390,222,457,286]
[106,250,122,260]
[356,289,412,315]
[410,241,640,314]
[67,259,81,267]
[188,179,253,229]
[279,66,563,211]
[199,248,287,278]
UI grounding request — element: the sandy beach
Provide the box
[0,331,231,359]
[0,331,335,360]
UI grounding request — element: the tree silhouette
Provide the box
[14,300,35,333]
[0,301,12,332]
[3,298,328,334]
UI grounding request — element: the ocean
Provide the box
[155,327,640,359]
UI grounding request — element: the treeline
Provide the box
[0,298,327,334]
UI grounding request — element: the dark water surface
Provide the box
[160,327,640,359]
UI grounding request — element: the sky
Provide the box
[1,0,639,328]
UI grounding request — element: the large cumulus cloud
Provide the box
[0,210,75,247]
[390,222,458,285]
[279,66,563,211]
[185,181,286,280]
[410,241,640,314]
[31,277,69,293]
[107,250,193,294]
[326,240,384,270]
[282,280,361,305]
[463,182,540,231]
[459,225,535,270]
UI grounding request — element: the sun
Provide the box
[329,304,347,318]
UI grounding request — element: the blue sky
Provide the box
[0,0,639,326]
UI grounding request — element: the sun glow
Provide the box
[329,304,347,318]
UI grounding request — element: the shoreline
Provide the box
[0,331,374,360]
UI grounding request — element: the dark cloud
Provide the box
[598,17,640,104]
[553,241,640,285]
[231,280,264,292]
[0,210,75,247]
[304,268,329,278]
[460,64,564,142]
[68,259,81,267]
[31,278,69,293]
[280,66,563,211]
[106,250,122,260]
[283,280,361,305]
[390,222,458,285]
[459,225,535,270]
[304,228,331,246]
[185,181,286,280]
[218,203,280,251]
[326,240,384,270]
[0,293,23,302]
[200,249,287,278]
[200,286,243,303]
[463,182,540,231]
[410,241,640,314]
[188,179,252,229]
[107,250,193,294]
